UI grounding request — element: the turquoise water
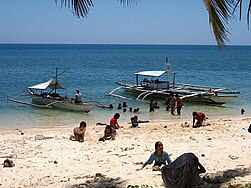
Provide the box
[0,44,250,130]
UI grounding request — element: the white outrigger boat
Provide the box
[109,63,240,105]
[9,69,95,112]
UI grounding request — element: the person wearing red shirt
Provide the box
[192,112,206,128]
[110,113,120,129]
[109,113,120,140]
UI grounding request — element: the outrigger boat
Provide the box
[9,68,95,112]
[109,63,240,105]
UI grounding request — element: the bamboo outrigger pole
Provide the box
[8,98,53,108]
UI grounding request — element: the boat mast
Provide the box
[55,68,58,94]
[166,57,170,89]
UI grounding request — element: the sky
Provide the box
[0,0,250,45]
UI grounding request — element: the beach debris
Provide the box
[35,134,54,140]
[201,154,205,157]
[228,155,239,160]
[189,136,196,141]
[3,159,15,167]
[181,122,189,128]
[54,160,58,164]
[0,154,15,159]
[127,185,153,188]
[134,162,144,166]
[120,147,134,152]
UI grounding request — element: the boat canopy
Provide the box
[134,71,166,77]
[28,78,64,90]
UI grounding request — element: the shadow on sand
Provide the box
[65,173,127,188]
[65,168,251,188]
[200,167,251,188]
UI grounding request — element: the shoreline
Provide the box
[0,115,251,187]
[0,107,249,131]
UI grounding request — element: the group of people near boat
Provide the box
[165,92,183,115]
[148,92,184,116]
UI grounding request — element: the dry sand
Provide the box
[0,116,251,188]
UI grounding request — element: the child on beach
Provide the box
[109,113,120,140]
[130,115,149,128]
[141,141,172,171]
[192,112,206,128]
[99,125,113,141]
[70,121,86,142]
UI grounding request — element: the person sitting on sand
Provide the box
[141,141,172,171]
[161,152,206,187]
[70,121,86,142]
[130,115,149,128]
[99,125,113,141]
[192,112,206,128]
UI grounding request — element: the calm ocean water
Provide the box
[0,44,250,130]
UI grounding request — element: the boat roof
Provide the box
[28,78,64,90]
[134,71,166,77]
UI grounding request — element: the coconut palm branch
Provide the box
[233,0,251,29]
[203,0,234,46]
[57,0,250,46]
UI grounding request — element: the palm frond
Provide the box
[55,0,94,18]
[248,0,251,29]
[233,0,251,29]
[204,0,234,47]
[117,0,138,6]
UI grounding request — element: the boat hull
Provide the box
[120,85,238,105]
[31,97,94,112]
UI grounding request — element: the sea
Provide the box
[0,44,251,131]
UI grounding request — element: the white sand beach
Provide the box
[0,116,251,188]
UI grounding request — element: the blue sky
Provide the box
[0,0,250,45]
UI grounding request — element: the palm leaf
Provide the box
[233,0,251,29]
[117,0,138,6]
[55,0,94,18]
[55,0,138,17]
[204,0,234,47]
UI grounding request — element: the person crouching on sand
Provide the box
[192,112,206,128]
[70,121,86,142]
[110,113,120,140]
[141,141,172,171]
